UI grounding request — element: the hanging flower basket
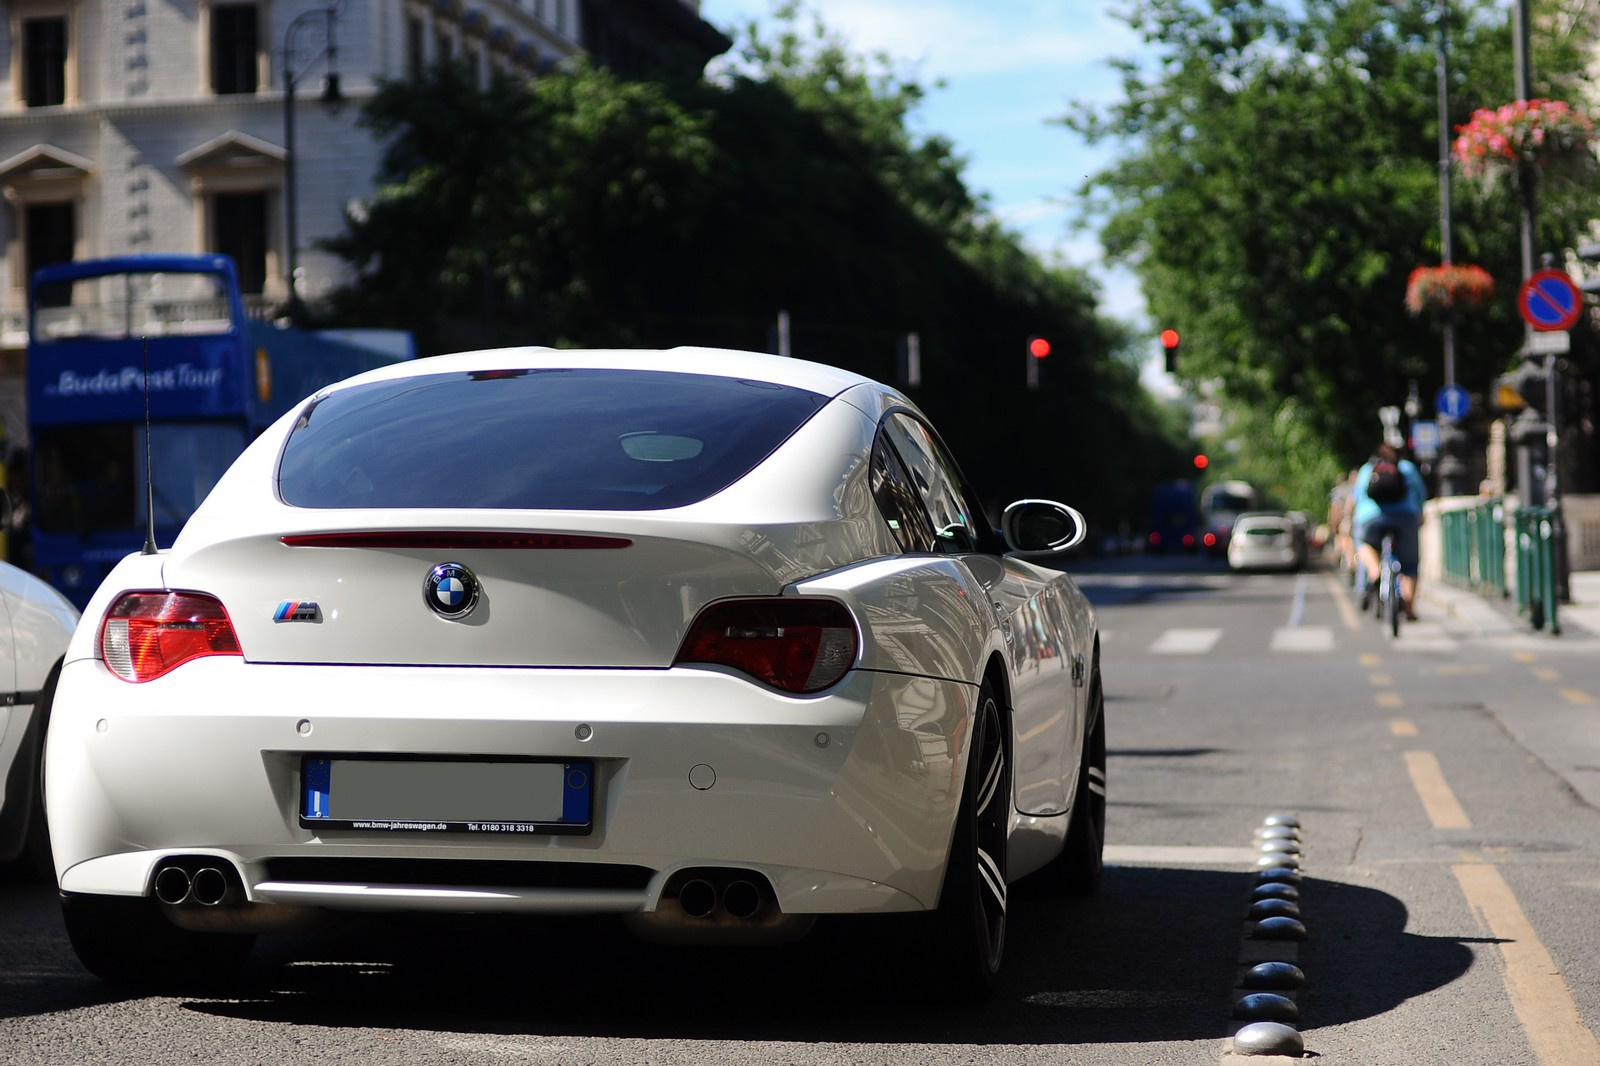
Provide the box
[1452,99,1597,187]
[1405,263,1495,316]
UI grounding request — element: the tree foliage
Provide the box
[1068,0,1597,506]
[320,4,1197,533]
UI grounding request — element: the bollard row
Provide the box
[1229,812,1309,1058]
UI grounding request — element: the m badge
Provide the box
[274,601,322,623]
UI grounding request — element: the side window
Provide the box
[869,432,936,553]
[212,191,268,295]
[881,413,985,555]
[25,202,76,301]
[406,12,427,78]
[22,16,68,107]
[210,4,260,95]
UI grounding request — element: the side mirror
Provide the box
[1001,499,1087,554]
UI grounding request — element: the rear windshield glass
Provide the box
[277,368,831,510]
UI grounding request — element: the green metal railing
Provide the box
[1439,498,1506,596]
[1438,498,1562,633]
[1514,506,1561,634]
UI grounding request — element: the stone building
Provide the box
[0,0,728,375]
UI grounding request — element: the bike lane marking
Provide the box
[1454,861,1600,1066]
[1403,750,1471,829]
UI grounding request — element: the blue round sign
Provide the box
[1518,269,1582,332]
[1436,384,1470,420]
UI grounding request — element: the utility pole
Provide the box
[1505,0,1570,603]
[1434,0,1468,495]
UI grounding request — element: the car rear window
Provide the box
[277,368,830,510]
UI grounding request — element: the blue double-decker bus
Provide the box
[26,254,412,607]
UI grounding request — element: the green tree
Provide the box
[322,62,717,354]
[321,5,1196,533]
[1068,0,1595,503]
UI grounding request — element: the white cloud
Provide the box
[794,0,1137,78]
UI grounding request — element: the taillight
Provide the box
[100,592,241,683]
[675,598,858,694]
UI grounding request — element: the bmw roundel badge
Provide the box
[424,562,480,619]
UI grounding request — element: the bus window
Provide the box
[140,422,248,526]
[32,270,234,342]
[34,421,246,535]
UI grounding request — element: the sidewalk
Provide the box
[1421,569,1600,638]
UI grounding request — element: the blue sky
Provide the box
[695,0,1151,327]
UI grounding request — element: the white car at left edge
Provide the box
[0,555,80,878]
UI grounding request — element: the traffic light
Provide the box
[1026,336,1049,390]
[1513,360,1551,410]
[1492,372,1526,412]
[1193,453,1209,471]
[1160,328,1180,373]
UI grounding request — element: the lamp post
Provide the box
[282,3,343,327]
[1433,0,1469,495]
[1503,0,1569,603]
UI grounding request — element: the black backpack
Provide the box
[1367,458,1406,504]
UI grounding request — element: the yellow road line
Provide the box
[1359,653,1381,667]
[1404,750,1471,829]
[1376,692,1404,709]
[1368,672,1394,687]
[1390,719,1419,737]
[1454,862,1600,1066]
[1533,667,1562,682]
[1514,651,1537,663]
[1560,689,1596,706]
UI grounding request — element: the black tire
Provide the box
[1389,574,1402,638]
[61,892,255,990]
[1032,676,1106,897]
[928,681,1009,998]
[0,661,60,883]
[1059,680,1106,894]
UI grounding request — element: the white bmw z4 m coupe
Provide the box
[45,346,1105,997]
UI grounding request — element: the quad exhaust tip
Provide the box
[674,875,768,921]
[152,858,244,908]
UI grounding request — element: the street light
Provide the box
[282,3,344,326]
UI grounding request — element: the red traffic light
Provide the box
[1160,328,1180,349]
[1028,336,1051,359]
[1193,453,1209,470]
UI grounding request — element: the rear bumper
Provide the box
[46,657,974,921]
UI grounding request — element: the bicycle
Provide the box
[1374,531,1402,638]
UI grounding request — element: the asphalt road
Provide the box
[3,551,1599,1065]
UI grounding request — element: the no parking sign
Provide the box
[1518,269,1582,332]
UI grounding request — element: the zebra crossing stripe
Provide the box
[1269,627,1335,652]
[1149,628,1223,654]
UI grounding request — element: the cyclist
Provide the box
[1352,443,1429,620]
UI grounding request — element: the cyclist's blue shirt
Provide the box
[1352,458,1427,527]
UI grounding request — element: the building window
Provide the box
[406,13,427,78]
[22,17,69,107]
[210,4,260,95]
[25,202,76,304]
[212,192,269,295]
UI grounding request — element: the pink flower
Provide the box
[1452,99,1595,180]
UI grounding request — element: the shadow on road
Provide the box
[0,860,1475,1048]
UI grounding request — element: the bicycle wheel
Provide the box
[1388,566,1402,637]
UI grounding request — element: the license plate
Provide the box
[300,756,592,835]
